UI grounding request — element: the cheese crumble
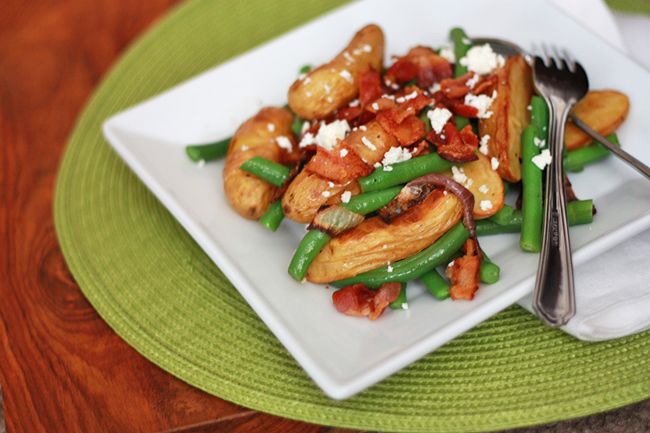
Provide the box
[532,149,553,170]
[459,44,505,75]
[382,146,412,167]
[438,46,455,63]
[464,91,496,119]
[428,107,453,134]
[479,134,490,155]
[479,200,493,211]
[341,190,352,203]
[491,157,500,170]
[361,136,377,151]
[275,135,292,151]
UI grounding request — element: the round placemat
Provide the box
[54,1,650,431]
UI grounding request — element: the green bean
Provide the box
[420,269,450,300]
[567,199,594,225]
[520,125,544,252]
[564,134,619,172]
[530,96,549,141]
[288,230,331,281]
[342,187,402,215]
[359,153,452,192]
[419,106,432,132]
[454,115,470,130]
[490,204,517,226]
[299,64,312,74]
[239,157,290,187]
[476,200,593,236]
[333,223,469,288]
[389,282,408,309]
[259,201,284,232]
[291,116,305,137]
[185,137,230,162]
[449,27,471,77]
[476,219,522,236]
[480,255,500,284]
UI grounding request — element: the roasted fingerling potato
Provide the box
[479,55,533,182]
[288,24,384,120]
[307,190,462,283]
[565,90,630,150]
[223,107,294,220]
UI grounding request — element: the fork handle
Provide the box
[533,97,576,327]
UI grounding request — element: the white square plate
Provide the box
[103,0,650,399]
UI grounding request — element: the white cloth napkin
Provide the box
[516,0,650,341]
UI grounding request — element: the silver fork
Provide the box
[531,46,589,326]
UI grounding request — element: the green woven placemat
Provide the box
[54,1,650,431]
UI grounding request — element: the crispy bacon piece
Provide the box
[359,69,386,107]
[434,92,479,118]
[409,139,430,157]
[304,145,373,183]
[427,123,478,163]
[332,282,401,320]
[377,113,426,146]
[335,106,364,122]
[447,238,481,300]
[386,46,453,88]
[440,72,475,99]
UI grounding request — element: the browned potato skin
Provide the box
[445,154,504,219]
[282,120,398,223]
[307,191,462,283]
[223,107,294,220]
[565,90,629,150]
[287,24,384,120]
[479,55,533,182]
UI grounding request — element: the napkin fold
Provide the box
[515,0,650,341]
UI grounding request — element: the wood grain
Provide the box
[0,1,646,432]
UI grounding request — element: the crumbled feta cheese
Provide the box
[532,149,553,170]
[372,102,379,110]
[401,302,409,310]
[299,132,316,148]
[448,260,455,267]
[361,136,377,151]
[478,184,489,194]
[341,190,352,203]
[241,145,249,151]
[443,190,448,196]
[322,190,332,198]
[403,90,418,101]
[313,120,350,150]
[527,104,532,111]
[387,263,394,273]
[479,135,490,155]
[197,159,205,168]
[429,82,441,93]
[382,94,396,101]
[533,137,546,148]
[339,148,349,157]
[348,99,360,107]
[339,69,353,83]
[362,44,372,53]
[275,135,292,151]
[391,83,399,90]
[464,91,496,119]
[382,244,388,249]
[459,44,506,75]
[267,123,276,132]
[328,181,335,188]
[382,146,412,167]
[396,96,405,103]
[451,166,468,184]
[466,73,479,88]
[438,46,455,63]
[374,162,382,168]
[343,51,354,63]
[427,107,453,134]
[383,165,394,171]
[465,178,474,188]
[479,200,493,211]
[491,157,500,170]
[301,121,310,134]
[359,125,367,131]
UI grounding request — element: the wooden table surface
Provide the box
[1,1,648,432]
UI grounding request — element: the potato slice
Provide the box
[565,90,629,150]
[479,55,533,182]
[223,107,293,220]
[282,120,397,223]
[307,191,462,283]
[445,154,504,219]
[288,24,384,120]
